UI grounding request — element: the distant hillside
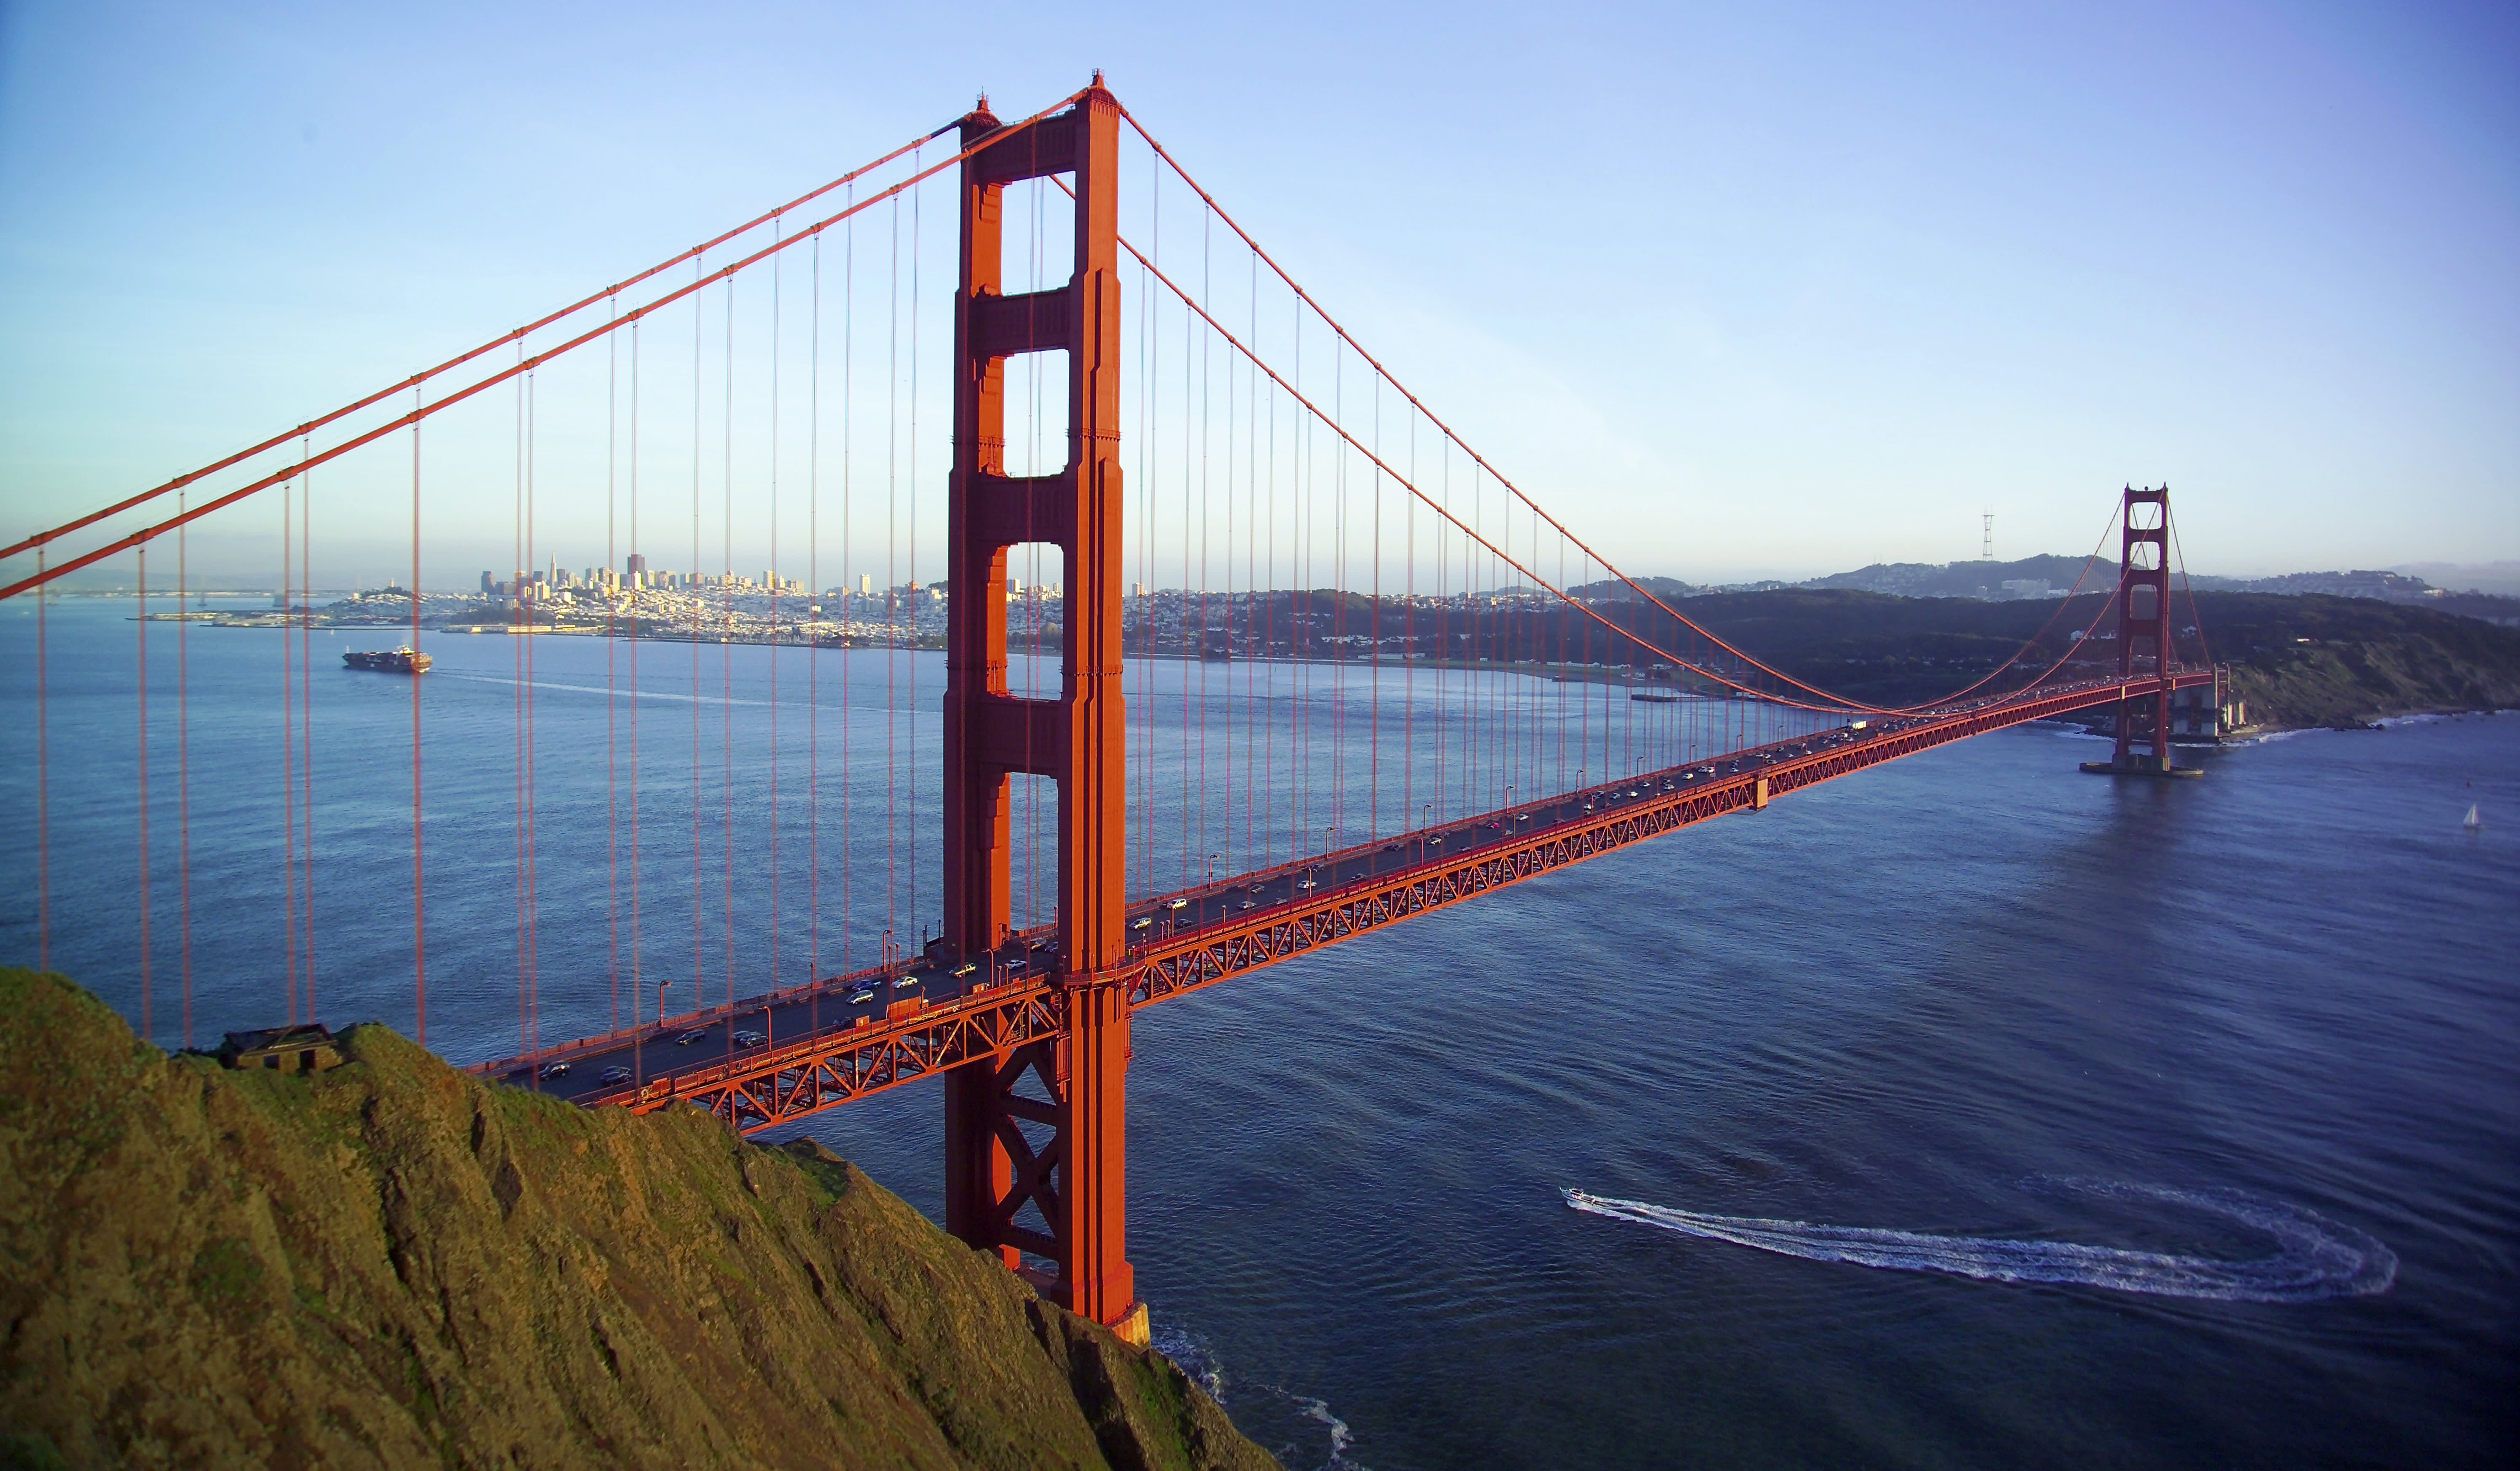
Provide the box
[1797,554,2110,601]
[1781,556,2520,626]
[1562,573,1707,601]
[2180,593,2520,728]
[2397,560,2520,598]
[1659,590,2520,727]
[0,970,1272,1471]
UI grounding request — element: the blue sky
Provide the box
[1,0,2513,584]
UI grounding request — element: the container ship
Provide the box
[343,646,433,674]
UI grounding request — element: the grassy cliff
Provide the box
[2184,593,2520,728]
[0,970,1274,1471]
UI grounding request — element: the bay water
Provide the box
[4,597,2512,1467]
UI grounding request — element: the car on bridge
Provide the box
[732,1030,767,1049]
[893,973,923,991]
[847,985,878,1004]
[537,1061,569,1080]
[674,1028,710,1046]
[598,1065,632,1085]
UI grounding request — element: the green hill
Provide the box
[1668,589,2520,725]
[0,969,1273,1471]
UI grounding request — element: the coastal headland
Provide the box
[0,968,1273,1471]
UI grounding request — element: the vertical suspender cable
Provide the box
[179,492,193,1048]
[282,479,298,1023]
[514,357,529,1066]
[1181,203,1193,890]
[1131,197,1149,894]
[770,220,783,1010]
[725,272,739,1031]
[692,259,705,1019]
[300,450,315,1019]
[1329,336,1342,856]
[841,189,855,973]
[885,193,899,952]
[528,372,539,1058]
[908,158,923,945]
[1247,255,1261,867]
[1199,205,1211,881]
[1369,375,1380,841]
[137,548,150,1040]
[808,231,821,1015]
[1023,175,1039,932]
[629,320,644,1068]
[1258,257,1273,870]
[34,545,45,973]
[410,388,426,1048]
[607,297,620,1034]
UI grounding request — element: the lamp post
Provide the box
[643,978,671,1088]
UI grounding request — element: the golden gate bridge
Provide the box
[1,77,2220,1347]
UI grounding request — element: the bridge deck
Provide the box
[485,672,2215,1132]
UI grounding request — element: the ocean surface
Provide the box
[5,597,2516,1468]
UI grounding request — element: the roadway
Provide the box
[491,673,2211,1124]
[490,709,1949,1106]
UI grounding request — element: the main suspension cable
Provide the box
[1,91,1092,605]
[1109,102,2104,719]
[0,116,978,568]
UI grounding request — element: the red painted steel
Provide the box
[0,96,1092,605]
[2111,485,2177,771]
[567,670,2216,1133]
[0,122,968,570]
[941,79,1137,1332]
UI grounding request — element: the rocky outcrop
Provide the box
[0,969,1273,1471]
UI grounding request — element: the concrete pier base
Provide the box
[2079,759,2205,779]
[1110,1302,1151,1348]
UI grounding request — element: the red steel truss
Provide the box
[570,670,2215,1129]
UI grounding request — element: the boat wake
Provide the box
[1564,1180,2396,1302]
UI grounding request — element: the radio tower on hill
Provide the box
[1981,511,1994,562]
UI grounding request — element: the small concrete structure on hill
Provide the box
[219,1024,342,1075]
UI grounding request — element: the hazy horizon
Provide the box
[4,0,2516,592]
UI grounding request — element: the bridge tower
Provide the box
[939,79,1143,1344]
[2109,483,2177,773]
